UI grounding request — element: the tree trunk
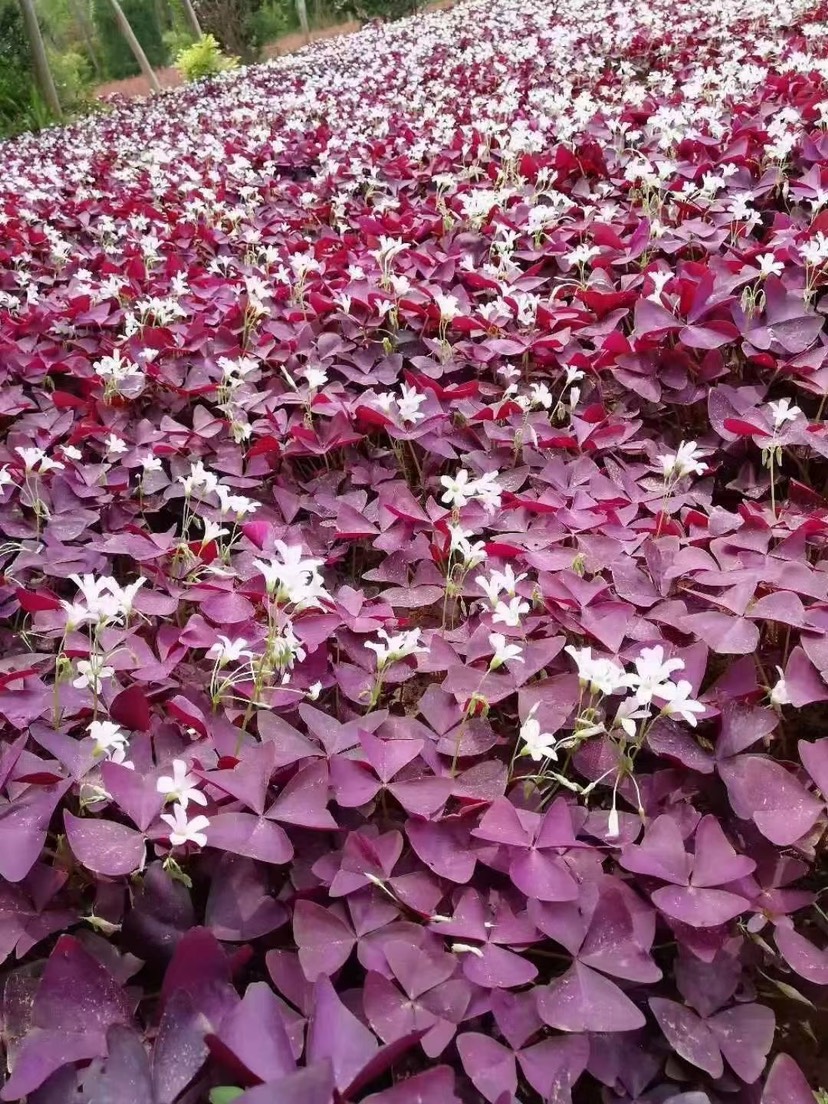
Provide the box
[107,0,161,92]
[67,0,103,78]
[181,0,202,36]
[18,0,62,118]
[295,0,309,41]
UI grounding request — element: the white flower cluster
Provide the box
[440,468,503,512]
[253,541,331,609]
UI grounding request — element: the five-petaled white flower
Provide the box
[565,645,626,696]
[624,645,685,705]
[208,636,253,666]
[157,759,207,809]
[492,596,530,627]
[73,655,115,693]
[88,720,128,758]
[656,679,705,726]
[519,704,558,762]
[253,542,330,607]
[365,627,427,669]
[440,468,475,508]
[659,440,707,481]
[105,434,128,456]
[768,397,802,429]
[488,632,524,669]
[15,447,64,473]
[302,367,328,391]
[161,802,210,848]
[756,252,784,278]
[397,384,427,424]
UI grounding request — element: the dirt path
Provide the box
[94,2,454,100]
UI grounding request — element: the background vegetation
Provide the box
[0,0,426,138]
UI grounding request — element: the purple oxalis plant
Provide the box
[2,0,828,1100]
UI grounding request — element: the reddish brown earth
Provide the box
[94,2,455,100]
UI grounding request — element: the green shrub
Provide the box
[92,0,168,80]
[328,0,423,21]
[47,47,92,108]
[175,33,238,81]
[163,27,196,59]
[248,0,297,44]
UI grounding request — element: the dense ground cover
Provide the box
[2,0,828,1099]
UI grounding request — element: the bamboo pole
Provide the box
[107,0,161,93]
[18,0,62,118]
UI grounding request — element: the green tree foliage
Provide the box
[0,0,37,135]
[92,0,168,78]
[327,0,423,20]
[193,0,264,61]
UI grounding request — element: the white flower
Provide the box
[365,627,427,669]
[606,806,621,840]
[141,454,162,473]
[157,759,207,809]
[659,440,707,480]
[214,487,258,518]
[374,392,396,413]
[73,655,115,693]
[69,573,145,623]
[756,253,784,278]
[519,704,558,762]
[306,681,323,701]
[656,679,705,726]
[770,666,791,707]
[564,364,585,386]
[105,434,128,456]
[435,293,460,321]
[161,802,210,848]
[492,596,530,627]
[0,466,13,493]
[614,696,651,738]
[62,445,82,461]
[180,461,219,497]
[488,632,524,669]
[88,720,127,757]
[491,565,526,597]
[565,645,626,696]
[200,519,229,544]
[108,746,134,770]
[647,271,672,302]
[208,636,253,666]
[472,471,503,514]
[61,600,92,630]
[624,645,685,705]
[253,542,329,608]
[527,382,553,410]
[440,468,475,508]
[397,384,427,424]
[94,349,143,384]
[449,525,487,568]
[302,367,328,391]
[119,578,147,616]
[270,623,306,669]
[476,572,505,607]
[768,398,802,429]
[15,447,63,473]
[565,243,600,267]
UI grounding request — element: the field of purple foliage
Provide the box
[2,0,828,1100]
